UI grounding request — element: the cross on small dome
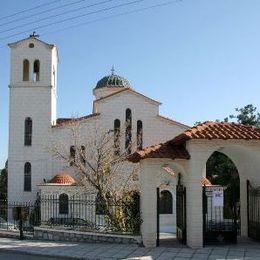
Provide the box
[111,65,115,75]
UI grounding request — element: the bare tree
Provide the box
[51,118,139,206]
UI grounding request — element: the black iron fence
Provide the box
[0,193,140,239]
[247,180,260,241]
[176,184,186,245]
[203,186,238,245]
[41,193,140,234]
[0,199,40,239]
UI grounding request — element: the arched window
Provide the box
[70,146,76,166]
[114,119,120,155]
[23,59,29,81]
[137,120,143,150]
[24,117,32,146]
[59,193,69,214]
[33,60,40,82]
[159,190,173,214]
[125,108,132,154]
[24,162,31,192]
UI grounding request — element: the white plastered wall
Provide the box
[140,158,187,247]
[49,91,187,183]
[139,139,260,248]
[8,38,58,203]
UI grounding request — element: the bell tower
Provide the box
[8,34,58,202]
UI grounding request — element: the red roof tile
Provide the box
[128,142,190,163]
[128,121,260,163]
[171,121,260,145]
[49,172,76,185]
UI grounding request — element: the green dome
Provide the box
[95,74,131,89]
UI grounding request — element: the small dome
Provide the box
[95,74,131,89]
[49,172,76,185]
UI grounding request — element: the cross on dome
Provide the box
[111,65,115,75]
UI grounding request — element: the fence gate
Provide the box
[0,199,41,239]
[203,185,238,245]
[247,180,260,241]
[176,184,186,245]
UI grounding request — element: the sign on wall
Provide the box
[212,188,224,207]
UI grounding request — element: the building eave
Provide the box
[8,36,55,49]
[157,115,190,129]
[94,88,161,106]
[52,113,100,128]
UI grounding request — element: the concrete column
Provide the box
[240,177,248,237]
[184,149,209,248]
[186,179,204,248]
[140,160,160,247]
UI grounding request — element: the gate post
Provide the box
[156,188,160,247]
[185,181,204,248]
[202,185,206,247]
[247,180,250,237]
[140,160,159,247]
[240,178,248,237]
[17,207,24,240]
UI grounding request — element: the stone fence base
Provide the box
[34,227,141,245]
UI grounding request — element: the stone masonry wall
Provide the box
[34,227,141,245]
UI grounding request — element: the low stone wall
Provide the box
[34,227,141,245]
[0,229,33,240]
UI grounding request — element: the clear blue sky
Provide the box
[1,0,260,168]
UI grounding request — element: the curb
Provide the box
[0,248,100,260]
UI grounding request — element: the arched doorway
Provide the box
[203,151,240,245]
[156,170,187,247]
[157,188,177,246]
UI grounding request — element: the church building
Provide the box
[7,35,260,249]
[7,35,188,230]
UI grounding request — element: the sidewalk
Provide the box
[0,237,259,259]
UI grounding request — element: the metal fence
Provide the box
[0,193,140,239]
[247,180,260,241]
[176,184,186,245]
[203,186,238,245]
[0,199,40,239]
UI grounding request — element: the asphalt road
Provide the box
[0,251,71,259]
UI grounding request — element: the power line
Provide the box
[0,0,147,41]
[0,0,182,48]
[0,0,63,22]
[0,0,116,34]
[0,0,87,28]
[43,0,182,37]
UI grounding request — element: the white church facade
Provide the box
[7,35,188,233]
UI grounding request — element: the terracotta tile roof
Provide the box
[128,142,190,163]
[48,172,76,185]
[128,121,260,163]
[171,121,260,145]
[54,113,100,127]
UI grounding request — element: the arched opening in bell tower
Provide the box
[33,60,40,82]
[23,59,29,81]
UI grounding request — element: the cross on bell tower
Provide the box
[29,31,40,38]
